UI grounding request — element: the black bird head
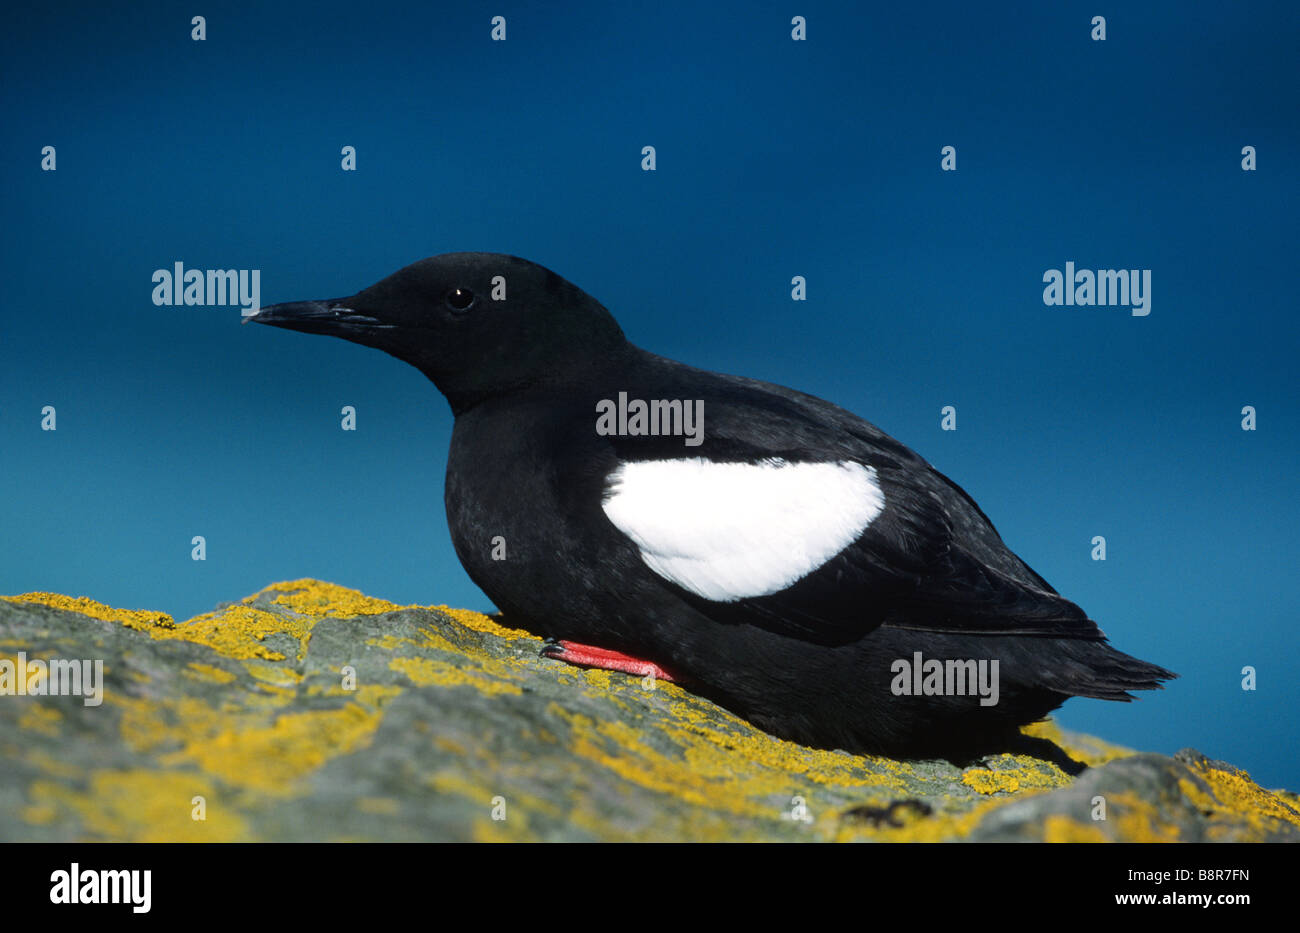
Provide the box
[251,252,628,413]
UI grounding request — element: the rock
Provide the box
[1,580,1295,842]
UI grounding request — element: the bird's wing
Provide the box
[596,372,1104,647]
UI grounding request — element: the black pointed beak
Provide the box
[245,298,394,336]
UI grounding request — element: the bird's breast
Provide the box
[443,411,613,632]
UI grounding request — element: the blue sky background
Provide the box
[2,1,1296,787]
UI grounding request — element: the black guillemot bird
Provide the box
[252,253,1175,759]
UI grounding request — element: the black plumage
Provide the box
[253,252,1175,758]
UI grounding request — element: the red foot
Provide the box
[541,640,677,682]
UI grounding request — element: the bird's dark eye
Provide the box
[445,287,476,312]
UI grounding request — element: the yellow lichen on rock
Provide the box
[18,704,63,738]
[390,656,524,697]
[2,579,1295,842]
[160,686,400,794]
[106,678,399,798]
[26,770,250,842]
[1021,719,1135,767]
[866,799,1008,843]
[424,604,537,641]
[1106,791,1185,843]
[3,592,312,662]
[548,698,904,834]
[184,662,237,685]
[1179,758,1300,841]
[1,593,175,631]
[175,605,314,661]
[1042,814,1109,843]
[261,579,407,618]
[961,758,1069,796]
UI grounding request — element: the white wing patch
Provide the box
[601,457,885,602]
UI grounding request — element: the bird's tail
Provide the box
[1033,638,1177,701]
